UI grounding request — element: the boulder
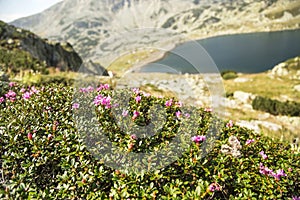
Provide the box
[271,63,289,76]
[233,91,254,104]
[294,84,300,92]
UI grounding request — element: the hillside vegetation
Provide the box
[0,82,299,199]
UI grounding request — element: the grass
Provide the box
[223,72,300,102]
[106,49,158,76]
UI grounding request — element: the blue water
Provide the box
[140,29,300,73]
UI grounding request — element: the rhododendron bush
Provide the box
[0,82,299,199]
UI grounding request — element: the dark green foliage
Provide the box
[0,47,47,74]
[221,70,238,80]
[0,83,299,199]
[252,96,300,116]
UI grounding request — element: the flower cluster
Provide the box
[245,139,255,145]
[221,136,242,157]
[191,135,206,143]
[72,103,80,109]
[135,95,141,103]
[4,90,17,102]
[226,120,234,128]
[21,86,40,100]
[165,99,173,107]
[132,110,140,120]
[97,84,110,91]
[259,163,287,181]
[259,151,268,160]
[94,94,112,109]
[80,86,94,93]
[208,182,221,192]
[9,82,16,87]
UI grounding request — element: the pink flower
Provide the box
[176,111,181,118]
[27,133,33,140]
[101,96,112,109]
[22,92,31,100]
[208,183,220,192]
[184,113,190,118]
[204,108,213,112]
[30,86,39,94]
[275,169,287,178]
[130,134,137,140]
[94,94,103,106]
[191,135,206,143]
[226,120,233,128]
[132,88,139,94]
[259,163,288,181]
[0,97,4,104]
[97,84,110,92]
[20,88,26,93]
[175,101,183,107]
[113,103,119,108]
[122,110,129,117]
[80,88,88,93]
[72,103,80,109]
[87,86,94,92]
[102,84,110,90]
[165,99,173,107]
[292,196,300,200]
[135,95,142,103]
[94,95,111,109]
[132,110,139,120]
[259,163,273,176]
[259,151,268,160]
[5,90,16,102]
[5,90,16,98]
[9,82,16,87]
[246,139,255,145]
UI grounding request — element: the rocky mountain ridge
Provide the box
[0,20,82,73]
[0,20,109,78]
[11,0,300,66]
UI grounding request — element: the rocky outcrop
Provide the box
[0,20,82,72]
[271,56,300,79]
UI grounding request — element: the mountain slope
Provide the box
[11,0,300,66]
[0,20,82,74]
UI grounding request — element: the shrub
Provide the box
[0,83,299,199]
[221,70,238,80]
[252,96,300,116]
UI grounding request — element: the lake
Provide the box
[140,29,300,74]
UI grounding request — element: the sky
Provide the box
[0,0,62,22]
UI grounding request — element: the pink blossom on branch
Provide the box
[165,99,173,107]
[132,110,140,120]
[191,135,206,143]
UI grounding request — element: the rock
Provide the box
[233,91,254,104]
[236,120,260,133]
[294,85,300,92]
[272,63,289,76]
[258,113,270,120]
[234,77,251,83]
[0,21,83,72]
[256,121,282,132]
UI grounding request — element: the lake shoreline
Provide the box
[133,27,300,74]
